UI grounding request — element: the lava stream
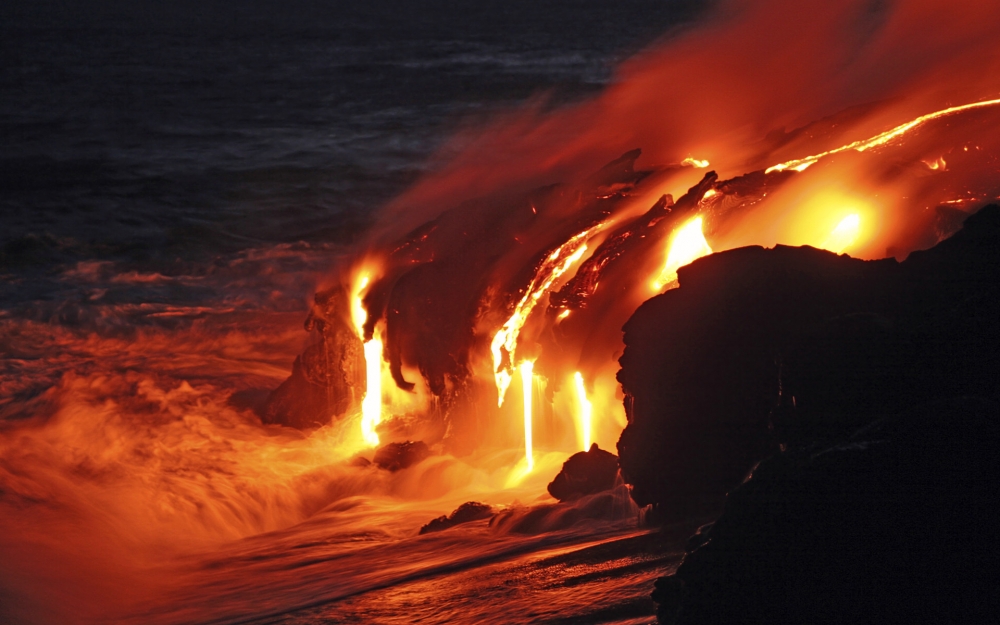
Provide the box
[353,272,383,446]
[765,97,1000,173]
[651,216,713,291]
[491,223,604,406]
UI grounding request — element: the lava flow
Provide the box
[490,222,604,407]
[765,97,1000,173]
[352,273,383,447]
[651,215,713,291]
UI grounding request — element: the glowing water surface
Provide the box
[0,249,666,624]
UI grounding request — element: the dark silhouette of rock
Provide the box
[547,443,620,502]
[628,206,1000,624]
[373,440,431,472]
[617,205,1000,518]
[653,397,1000,625]
[490,481,638,535]
[419,502,495,534]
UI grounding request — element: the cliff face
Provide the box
[615,244,898,514]
[615,205,1000,623]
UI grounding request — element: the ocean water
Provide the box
[0,2,702,623]
[1,0,702,320]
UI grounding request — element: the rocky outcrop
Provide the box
[373,440,431,472]
[419,502,495,534]
[621,206,1000,623]
[546,443,620,502]
[617,205,1000,517]
[262,286,365,429]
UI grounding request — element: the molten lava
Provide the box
[361,338,383,447]
[573,372,593,452]
[766,97,1000,174]
[652,216,713,291]
[821,214,862,254]
[352,273,382,447]
[682,157,710,168]
[491,223,604,406]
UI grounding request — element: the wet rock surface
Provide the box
[619,206,1000,623]
[373,440,431,472]
[419,502,495,535]
[547,443,620,502]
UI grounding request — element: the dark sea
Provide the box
[1,0,702,324]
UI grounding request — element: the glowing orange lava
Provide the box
[682,157,711,168]
[766,97,1000,173]
[820,214,861,254]
[924,156,948,171]
[652,216,713,291]
[492,223,604,406]
[352,273,382,447]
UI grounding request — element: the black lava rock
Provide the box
[373,440,431,472]
[654,397,1000,625]
[617,205,1000,517]
[636,206,1000,624]
[419,501,495,534]
[547,443,620,502]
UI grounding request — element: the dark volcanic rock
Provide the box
[262,286,365,430]
[617,205,1000,517]
[419,501,495,534]
[617,244,890,514]
[622,205,1000,623]
[653,397,1000,625]
[547,443,620,502]
[373,440,431,472]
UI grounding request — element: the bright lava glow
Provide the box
[492,223,604,406]
[652,216,713,291]
[521,361,535,472]
[351,275,370,335]
[682,157,710,168]
[361,338,383,447]
[353,272,382,447]
[924,156,947,171]
[820,214,861,254]
[766,97,1000,174]
[573,372,592,451]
